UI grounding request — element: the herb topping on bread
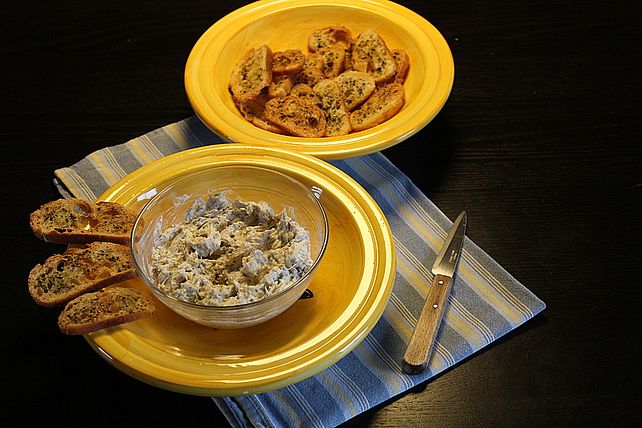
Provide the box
[350,82,405,131]
[351,29,397,84]
[28,242,136,307]
[58,286,156,335]
[313,79,352,136]
[30,198,136,245]
[228,45,273,103]
[391,49,410,84]
[308,26,353,52]
[264,95,327,137]
[272,49,305,75]
[334,71,376,111]
[230,26,408,136]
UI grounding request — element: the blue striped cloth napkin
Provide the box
[54,116,545,428]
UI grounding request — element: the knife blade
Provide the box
[402,211,467,375]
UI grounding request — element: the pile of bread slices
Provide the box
[229,26,409,137]
[28,198,156,335]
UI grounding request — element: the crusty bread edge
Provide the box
[29,199,133,245]
[350,83,405,132]
[58,300,155,335]
[28,268,137,307]
[30,229,131,245]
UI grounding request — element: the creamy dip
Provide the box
[151,191,313,306]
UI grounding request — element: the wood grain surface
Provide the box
[402,274,453,375]
[2,0,641,426]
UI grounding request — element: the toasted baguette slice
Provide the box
[296,66,325,88]
[296,54,325,87]
[290,83,320,104]
[228,45,273,103]
[350,83,405,131]
[30,198,136,244]
[334,71,376,110]
[264,95,327,137]
[317,46,346,78]
[236,90,287,134]
[58,286,156,335]
[308,26,353,52]
[391,49,410,84]
[268,74,295,98]
[352,29,397,84]
[303,47,346,79]
[313,79,352,136]
[272,49,305,75]
[28,242,136,307]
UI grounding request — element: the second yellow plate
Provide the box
[86,144,396,396]
[185,0,454,160]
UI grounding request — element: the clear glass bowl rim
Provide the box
[129,164,330,311]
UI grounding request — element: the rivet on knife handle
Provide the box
[402,274,452,374]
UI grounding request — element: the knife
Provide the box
[402,211,467,375]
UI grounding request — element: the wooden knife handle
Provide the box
[402,274,452,374]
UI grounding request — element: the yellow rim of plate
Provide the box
[184,0,454,160]
[87,144,396,396]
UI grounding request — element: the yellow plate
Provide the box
[184,0,454,160]
[87,144,396,396]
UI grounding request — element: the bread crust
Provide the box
[30,198,136,245]
[343,41,355,71]
[350,83,405,131]
[313,79,352,136]
[290,83,320,104]
[268,74,295,98]
[352,29,397,84]
[229,27,407,136]
[264,95,327,137]
[391,49,410,84]
[317,46,346,78]
[295,53,326,87]
[58,286,156,335]
[28,242,136,307]
[228,45,273,103]
[334,70,376,110]
[237,90,288,134]
[308,26,353,52]
[272,49,305,75]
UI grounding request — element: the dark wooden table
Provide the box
[2,0,640,426]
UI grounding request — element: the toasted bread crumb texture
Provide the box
[230,27,408,137]
[352,30,397,84]
[58,287,156,335]
[237,90,287,134]
[351,83,405,131]
[273,49,305,75]
[335,71,376,110]
[28,242,135,306]
[30,198,136,244]
[308,26,353,52]
[317,46,346,78]
[31,198,94,234]
[290,83,320,104]
[94,202,136,233]
[392,49,410,84]
[314,79,352,136]
[264,96,327,137]
[269,74,295,98]
[229,45,273,103]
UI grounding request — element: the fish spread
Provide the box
[151,191,313,306]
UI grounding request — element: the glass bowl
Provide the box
[130,165,329,329]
